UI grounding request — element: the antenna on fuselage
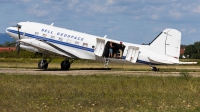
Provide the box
[104,35,107,38]
[51,23,54,26]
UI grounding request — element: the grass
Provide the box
[0,74,200,111]
[0,58,200,111]
[0,58,200,72]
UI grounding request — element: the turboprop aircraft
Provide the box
[6,21,197,71]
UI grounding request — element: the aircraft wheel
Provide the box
[152,67,159,71]
[38,60,48,70]
[61,60,70,70]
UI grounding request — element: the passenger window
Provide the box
[42,34,47,37]
[67,39,71,43]
[59,37,63,41]
[51,36,55,39]
[35,32,39,35]
[83,43,88,47]
[75,41,79,45]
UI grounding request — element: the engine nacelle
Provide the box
[20,44,40,53]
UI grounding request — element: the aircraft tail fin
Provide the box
[149,29,181,59]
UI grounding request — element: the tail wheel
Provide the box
[61,60,70,70]
[152,67,159,71]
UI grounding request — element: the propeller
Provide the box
[16,25,21,54]
[16,41,20,54]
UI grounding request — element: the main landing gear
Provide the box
[61,59,75,70]
[38,59,49,69]
[38,55,74,70]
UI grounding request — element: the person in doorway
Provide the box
[118,42,124,58]
[109,41,113,58]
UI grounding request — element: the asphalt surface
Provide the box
[0,68,200,77]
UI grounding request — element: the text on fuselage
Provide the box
[41,29,84,41]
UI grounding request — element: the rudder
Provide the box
[149,29,181,58]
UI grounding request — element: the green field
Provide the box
[0,74,200,111]
[0,58,200,72]
[1,58,200,111]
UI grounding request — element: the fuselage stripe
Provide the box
[7,29,95,52]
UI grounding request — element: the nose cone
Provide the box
[5,27,14,38]
[5,27,19,40]
[6,27,10,34]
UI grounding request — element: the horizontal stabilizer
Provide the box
[179,62,197,64]
[148,57,175,64]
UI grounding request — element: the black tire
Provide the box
[61,60,70,70]
[38,60,48,70]
[152,67,158,71]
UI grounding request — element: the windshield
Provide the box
[12,24,22,29]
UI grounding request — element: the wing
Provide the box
[20,39,78,58]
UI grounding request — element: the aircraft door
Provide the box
[94,38,105,57]
[125,46,139,63]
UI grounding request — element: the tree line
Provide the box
[0,41,16,47]
[183,41,200,59]
[0,41,42,58]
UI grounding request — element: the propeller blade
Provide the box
[17,27,21,40]
[16,41,20,54]
[17,25,21,54]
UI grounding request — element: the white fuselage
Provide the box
[6,22,182,65]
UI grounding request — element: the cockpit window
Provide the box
[13,24,22,29]
[17,24,21,29]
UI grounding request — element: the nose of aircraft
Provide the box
[6,27,10,34]
[5,27,19,40]
[5,27,14,37]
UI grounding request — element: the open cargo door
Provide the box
[125,46,139,63]
[94,38,105,57]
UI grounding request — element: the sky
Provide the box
[0,0,200,45]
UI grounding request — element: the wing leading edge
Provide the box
[19,39,77,58]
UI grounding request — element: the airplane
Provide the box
[5,21,197,71]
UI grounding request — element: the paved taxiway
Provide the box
[0,68,200,77]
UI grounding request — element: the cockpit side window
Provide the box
[17,24,22,29]
[13,24,22,29]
